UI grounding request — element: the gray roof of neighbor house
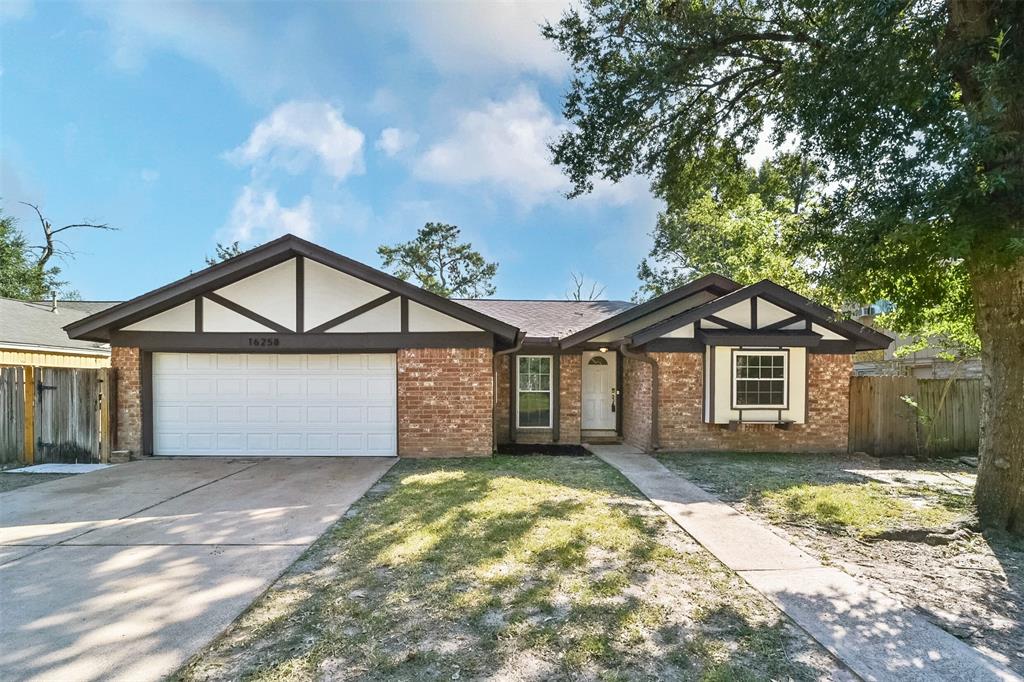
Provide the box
[0,298,118,354]
[455,299,635,340]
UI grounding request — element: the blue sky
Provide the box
[0,1,662,303]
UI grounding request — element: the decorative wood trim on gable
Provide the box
[295,256,305,333]
[65,235,518,343]
[204,292,292,333]
[195,297,203,332]
[761,314,806,331]
[307,293,399,333]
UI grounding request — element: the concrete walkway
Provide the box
[0,457,395,682]
[591,444,1019,682]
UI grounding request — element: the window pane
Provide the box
[519,392,551,427]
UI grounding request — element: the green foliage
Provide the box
[637,153,836,304]
[204,241,245,266]
[378,222,498,298]
[0,211,67,300]
[543,0,1024,324]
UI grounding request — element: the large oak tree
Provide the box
[544,0,1023,533]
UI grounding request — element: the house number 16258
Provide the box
[247,337,280,347]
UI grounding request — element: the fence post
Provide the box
[99,368,111,463]
[22,366,35,465]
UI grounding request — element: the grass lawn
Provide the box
[657,452,1024,675]
[177,456,842,681]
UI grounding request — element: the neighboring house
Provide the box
[0,297,117,368]
[849,305,981,379]
[64,234,890,460]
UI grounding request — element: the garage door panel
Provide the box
[153,353,396,456]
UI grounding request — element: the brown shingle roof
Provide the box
[454,299,634,339]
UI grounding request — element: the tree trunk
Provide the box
[970,255,1024,534]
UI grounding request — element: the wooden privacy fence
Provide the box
[849,376,981,457]
[0,366,115,466]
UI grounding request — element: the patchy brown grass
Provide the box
[176,456,843,681]
[657,452,1024,675]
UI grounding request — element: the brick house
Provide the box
[65,234,890,460]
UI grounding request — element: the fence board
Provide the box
[0,367,25,466]
[849,376,980,457]
[34,368,103,463]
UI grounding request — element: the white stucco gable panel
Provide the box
[328,297,401,333]
[755,298,796,328]
[203,298,275,332]
[812,323,848,340]
[122,300,195,332]
[214,258,297,331]
[661,323,693,339]
[303,258,388,330]
[715,300,752,327]
[408,301,481,332]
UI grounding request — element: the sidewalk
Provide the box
[590,444,1019,682]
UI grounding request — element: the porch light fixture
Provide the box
[599,347,608,353]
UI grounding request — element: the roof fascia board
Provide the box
[559,274,740,348]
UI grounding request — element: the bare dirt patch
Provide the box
[657,452,1024,674]
[176,456,849,681]
[0,471,72,493]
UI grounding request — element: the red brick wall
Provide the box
[398,347,493,457]
[558,354,582,444]
[493,353,582,446]
[622,356,653,451]
[111,346,141,460]
[654,352,851,453]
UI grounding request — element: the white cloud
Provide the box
[228,101,364,181]
[0,0,31,22]
[376,128,417,157]
[414,87,566,205]
[396,1,569,79]
[414,86,649,208]
[224,186,315,244]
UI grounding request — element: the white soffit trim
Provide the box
[214,258,297,331]
[304,258,387,330]
[122,300,195,332]
[203,298,275,332]
[408,300,482,332]
[328,297,402,333]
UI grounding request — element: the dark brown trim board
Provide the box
[110,331,495,351]
[641,338,704,352]
[306,293,399,334]
[194,297,203,332]
[141,351,153,456]
[696,329,822,348]
[400,297,409,333]
[552,353,561,442]
[204,292,293,334]
[295,256,305,333]
[615,350,624,435]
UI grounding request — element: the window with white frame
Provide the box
[517,355,552,428]
[732,351,788,408]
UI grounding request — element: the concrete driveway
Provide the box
[0,457,395,682]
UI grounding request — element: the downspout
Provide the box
[620,339,660,451]
[493,331,526,451]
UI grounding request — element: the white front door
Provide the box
[582,351,617,430]
[152,353,397,456]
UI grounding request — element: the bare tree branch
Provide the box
[19,201,117,270]
[567,271,606,301]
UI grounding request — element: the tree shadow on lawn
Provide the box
[175,456,833,681]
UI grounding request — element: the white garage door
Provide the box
[152,353,397,456]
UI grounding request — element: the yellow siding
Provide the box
[0,350,110,369]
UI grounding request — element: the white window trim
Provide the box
[731,349,789,410]
[516,354,553,429]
